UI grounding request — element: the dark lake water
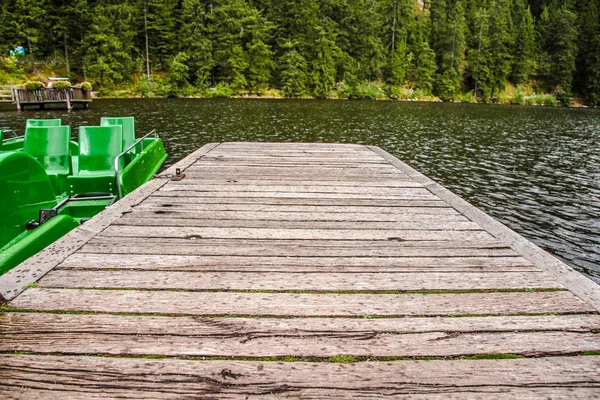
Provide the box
[2,99,600,283]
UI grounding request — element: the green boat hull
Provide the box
[0,121,167,276]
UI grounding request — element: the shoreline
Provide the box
[89,92,592,108]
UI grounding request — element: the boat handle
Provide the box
[114,129,159,199]
[2,130,23,142]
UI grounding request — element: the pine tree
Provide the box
[511,0,535,83]
[179,0,214,88]
[144,0,178,71]
[486,0,514,98]
[576,0,600,105]
[278,41,309,97]
[83,2,137,87]
[544,0,579,95]
[410,14,437,91]
[247,38,274,92]
[433,0,467,100]
[339,0,384,82]
[168,51,191,95]
[227,44,248,89]
[245,7,275,93]
[311,26,338,98]
[382,0,414,86]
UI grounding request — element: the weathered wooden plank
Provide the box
[164,183,427,193]
[3,387,599,400]
[2,384,598,400]
[199,155,386,162]
[1,355,599,398]
[195,161,393,167]
[113,217,482,231]
[3,330,599,358]
[38,270,561,291]
[187,165,403,173]
[172,178,423,187]
[4,313,600,336]
[183,174,414,182]
[124,209,472,223]
[10,289,593,316]
[58,254,536,272]
[216,142,369,150]
[80,238,516,257]
[101,226,494,242]
[157,188,440,201]
[142,197,451,209]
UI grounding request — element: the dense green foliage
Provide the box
[0,0,599,105]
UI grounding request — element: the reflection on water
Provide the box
[2,99,599,283]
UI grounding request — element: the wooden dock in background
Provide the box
[1,142,600,397]
[12,87,91,111]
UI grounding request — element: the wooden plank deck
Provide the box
[1,142,600,398]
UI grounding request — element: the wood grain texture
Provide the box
[38,270,562,291]
[140,197,451,210]
[2,330,599,358]
[9,289,593,316]
[2,387,599,400]
[79,237,517,257]
[157,188,439,200]
[123,209,472,222]
[100,225,494,241]
[1,355,599,398]
[4,313,600,336]
[113,217,482,231]
[58,253,537,272]
[173,178,423,187]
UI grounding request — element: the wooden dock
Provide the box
[12,87,91,111]
[1,142,600,398]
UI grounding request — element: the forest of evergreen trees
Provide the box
[1,0,599,105]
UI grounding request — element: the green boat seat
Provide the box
[67,126,123,195]
[26,119,62,128]
[24,126,72,194]
[24,126,71,175]
[101,117,135,150]
[0,130,3,150]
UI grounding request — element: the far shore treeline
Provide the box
[0,0,599,106]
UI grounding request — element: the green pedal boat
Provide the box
[0,117,167,275]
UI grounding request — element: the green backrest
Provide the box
[100,117,135,150]
[26,119,62,128]
[78,126,123,174]
[23,126,71,175]
[0,130,3,150]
